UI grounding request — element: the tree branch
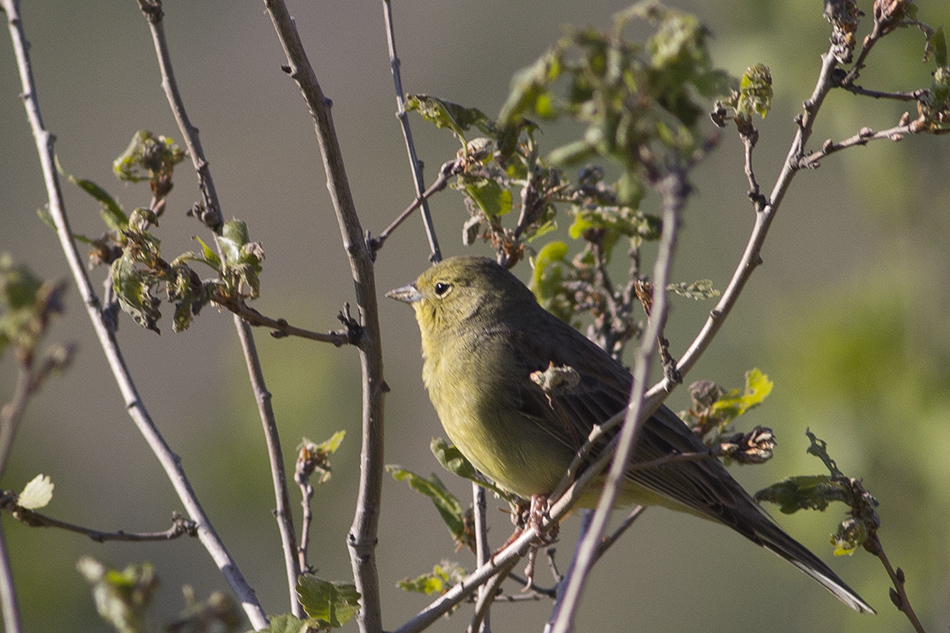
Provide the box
[381,0,441,262]
[262,3,387,632]
[644,44,842,408]
[5,502,198,543]
[1,1,268,625]
[135,0,302,619]
[549,166,687,633]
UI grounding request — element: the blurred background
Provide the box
[1,0,949,631]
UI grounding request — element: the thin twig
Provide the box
[134,0,301,618]
[213,292,352,345]
[470,482,492,632]
[549,166,688,633]
[2,0,267,626]
[7,504,198,543]
[0,366,32,480]
[381,0,441,262]
[296,479,314,572]
[796,123,912,169]
[644,44,843,409]
[0,521,20,633]
[840,84,925,101]
[865,534,926,633]
[468,558,512,633]
[594,506,646,559]
[262,3,388,632]
[371,157,462,253]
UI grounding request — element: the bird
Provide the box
[387,255,874,614]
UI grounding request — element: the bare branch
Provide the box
[262,3,388,632]
[6,502,198,543]
[797,123,912,169]
[134,0,301,618]
[213,291,353,345]
[0,523,20,633]
[371,157,463,253]
[865,534,926,633]
[381,0,442,262]
[2,0,267,626]
[549,166,688,633]
[0,367,32,480]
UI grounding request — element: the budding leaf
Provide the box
[709,368,773,419]
[397,560,466,597]
[737,64,773,118]
[464,179,512,217]
[18,474,54,509]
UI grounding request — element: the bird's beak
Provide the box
[386,283,422,304]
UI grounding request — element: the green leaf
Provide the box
[111,251,161,334]
[387,464,471,548]
[754,474,850,514]
[464,179,513,217]
[298,431,346,485]
[932,26,947,67]
[498,48,565,125]
[62,172,128,232]
[397,560,466,596]
[666,279,720,300]
[76,557,158,633]
[296,574,360,629]
[193,236,222,270]
[709,368,773,419]
[254,613,324,633]
[531,241,568,290]
[405,95,492,143]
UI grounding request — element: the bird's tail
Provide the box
[751,515,876,614]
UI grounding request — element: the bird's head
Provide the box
[387,256,535,337]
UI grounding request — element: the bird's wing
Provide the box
[501,311,763,533]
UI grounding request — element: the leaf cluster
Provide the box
[407,2,731,357]
[63,132,264,334]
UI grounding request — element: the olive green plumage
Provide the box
[388,255,874,614]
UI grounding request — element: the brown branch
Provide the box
[549,165,688,633]
[7,502,197,543]
[213,292,353,345]
[262,3,387,632]
[370,157,463,253]
[864,534,926,633]
[134,1,301,619]
[796,123,912,169]
[2,0,267,626]
[381,0,441,262]
[840,84,926,101]
[0,521,20,633]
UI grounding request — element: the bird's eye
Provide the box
[433,282,452,298]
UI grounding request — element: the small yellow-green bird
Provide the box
[388,255,874,613]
